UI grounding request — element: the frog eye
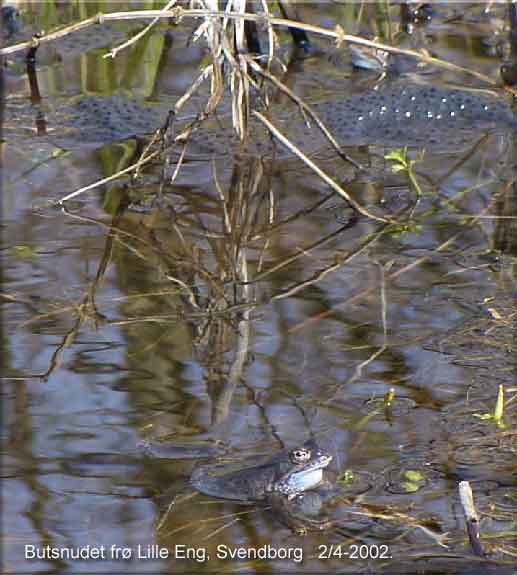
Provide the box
[291,448,311,463]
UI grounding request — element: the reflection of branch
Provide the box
[246,220,360,285]
[434,134,490,191]
[289,192,503,334]
[12,287,107,382]
[330,503,450,547]
[256,183,276,275]
[212,306,250,425]
[325,261,389,402]
[157,505,259,538]
[251,191,335,241]
[271,217,390,301]
[37,314,82,381]
[13,201,129,380]
[210,184,253,424]
[107,301,256,326]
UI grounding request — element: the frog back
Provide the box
[191,459,277,502]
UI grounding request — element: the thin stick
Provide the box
[459,481,484,557]
[104,1,179,59]
[245,55,362,169]
[0,8,497,86]
[252,110,392,223]
[56,149,160,204]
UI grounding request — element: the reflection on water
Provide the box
[2,1,516,574]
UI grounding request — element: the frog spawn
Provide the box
[311,82,516,148]
[5,82,516,153]
[60,96,168,145]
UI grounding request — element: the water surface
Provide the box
[2,2,516,574]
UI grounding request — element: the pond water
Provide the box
[2,2,516,574]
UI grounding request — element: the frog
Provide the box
[190,439,334,533]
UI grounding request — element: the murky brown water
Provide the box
[2,2,516,574]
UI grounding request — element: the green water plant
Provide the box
[401,469,426,493]
[473,384,506,428]
[338,469,355,485]
[385,147,424,198]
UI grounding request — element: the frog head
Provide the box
[270,440,332,498]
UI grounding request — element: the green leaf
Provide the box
[338,469,355,484]
[494,384,504,423]
[473,413,493,420]
[403,470,424,482]
[402,481,420,493]
[12,245,41,259]
[384,148,407,163]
